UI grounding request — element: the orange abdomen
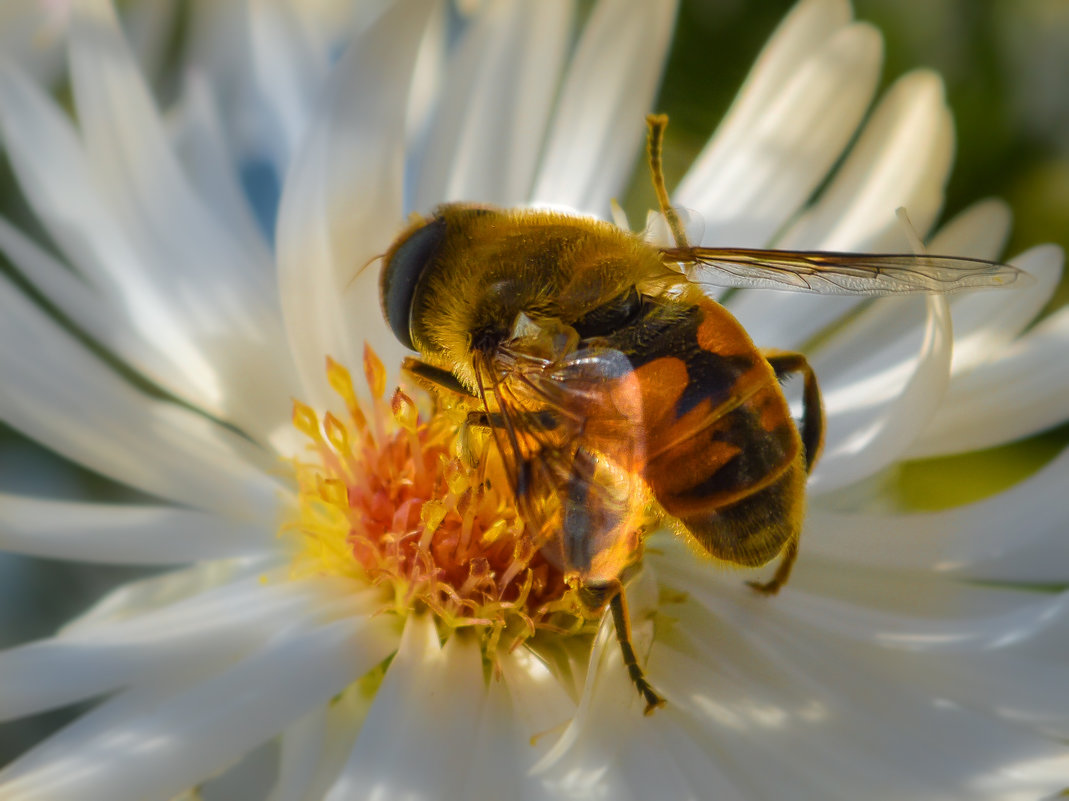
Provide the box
[616,296,805,567]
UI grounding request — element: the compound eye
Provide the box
[380,217,447,350]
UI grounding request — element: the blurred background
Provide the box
[1,0,1067,765]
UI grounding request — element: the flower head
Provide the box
[1,0,1067,799]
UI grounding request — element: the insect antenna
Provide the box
[346,252,384,290]
[645,114,689,250]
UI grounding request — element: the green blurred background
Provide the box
[1,0,1067,765]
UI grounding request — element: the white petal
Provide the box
[654,536,1068,652]
[0,576,378,722]
[0,494,267,563]
[809,294,952,493]
[123,0,180,82]
[0,64,218,404]
[268,685,369,801]
[325,615,486,801]
[62,556,277,635]
[170,72,274,268]
[0,0,67,83]
[607,715,749,801]
[728,70,954,349]
[780,70,953,251]
[530,0,677,216]
[656,630,1066,801]
[248,0,326,166]
[942,238,1061,378]
[805,201,1013,385]
[277,0,434,407]
[534,611,649,789]
[926,197,1012,260]
[0,615,399,801]
[73,0,301,436]
[650,549,1069,800]
[0,61,297,437]
[69,0,274,310]
[699,0,853,123]
[804,443,1069,581]
[909,298,1069,457]
[458,655,553,801]
[413,0,573,209]
[183,0,259,153]
[0,275,285,518]
[0,214,121,360]
[498,645,577,757]
[676,18,882,247]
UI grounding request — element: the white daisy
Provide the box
[1,0,1067,800]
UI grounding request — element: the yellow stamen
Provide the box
[283,348,594,654]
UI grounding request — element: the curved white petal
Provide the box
[268,685,370,801]
[654,629,1069,801]
[926,197,1012,260]
[938,238,1062,377]
[277,0,434,407]
[458,648,575,801]
[0,65,224,412]
[530,0,677,216]
[69,0,274,308]
[809,294,952,493]
[700,0,853,123]
[0,274,285,518]
[123,0,180,82]
[0,58,298,439]
[0,0,68,83]
[805,443,1069,581]
[325,615,485,801]
[533,570,660,792]
[0,615,399,801]
[248,0,326,167]
[780,70,953,251]
[0,495,267,563]
[413,0,573,210]
[61,556,277,635]
[909,299,1069,457]
[0,577,379,722]
[677,17,882,247]
[68,0,273,304]
[648,546,1069,800]
[728,70,954,350]
[170,72,274,268]
[807,200,1012,382]
[0,214,123,362]
[70,0,301,437]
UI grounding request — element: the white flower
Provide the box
[1,0,1067,799]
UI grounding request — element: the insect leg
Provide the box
[401,357,476,398]
[763,350,825,473]
[732,349,820,598]
[746,537,799,597]
[645,114,690,249]
[582,580,666,714]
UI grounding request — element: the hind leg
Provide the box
[763,350,824,473]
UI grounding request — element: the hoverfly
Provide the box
[379,115,1027,713]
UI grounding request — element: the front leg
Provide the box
[579,579,666,715]
[402,356,476,398]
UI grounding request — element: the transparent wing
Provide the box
[475,345,647,579]
[661,246,1030,295]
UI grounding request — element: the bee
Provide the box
[379,115,1028,713]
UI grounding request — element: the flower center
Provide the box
[285,346,590,652]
